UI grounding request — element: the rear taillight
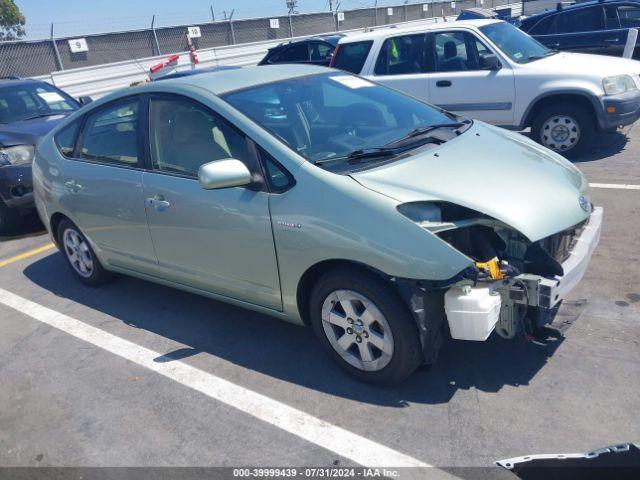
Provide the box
[329,44,340,68]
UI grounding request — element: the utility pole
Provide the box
[329,0,333,11]
[210,4,215,22]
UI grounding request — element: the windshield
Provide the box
[223,72,462,167]
[480,21,554,64]
[0,82,78,124]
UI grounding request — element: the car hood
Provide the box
[0,114,70,147]
[350,122,591,242]
[531,51,640,77]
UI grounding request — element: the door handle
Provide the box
[146,195,171,212]
[64,180,83,193]
[436,80,452,87]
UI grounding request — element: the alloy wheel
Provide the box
[321,289,394,372]
[62,228,94,278]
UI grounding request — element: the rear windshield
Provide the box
[332,41,373,73]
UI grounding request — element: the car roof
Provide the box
[153,65,240,81]
[338,18,501,42]
[153,64,330,95]
[0,77,42,88]
[269,34,345,50]
[522,0,628,22]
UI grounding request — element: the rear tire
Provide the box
[531,102,595,158]
[309,267,423,384]
[0,199,21,235]
[57,218,113,286]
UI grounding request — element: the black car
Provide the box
[258,34,345,66]
[0,78,87,233]
[520,0,640,58]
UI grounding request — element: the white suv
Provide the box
[331,19,640,156]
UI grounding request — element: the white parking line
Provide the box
[589,183,640,190]
[0,287,431,469]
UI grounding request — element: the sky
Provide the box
[15,0,388,40]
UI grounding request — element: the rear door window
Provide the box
[80,99,141,167]
[331,41,373,73]
[273,44,309,63]
[617,5,640,27]
[374,34,427,75]
[529,15,557,35]
[605,6,621,29]
[555,7,605,33]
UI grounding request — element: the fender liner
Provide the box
[395,279,448,365]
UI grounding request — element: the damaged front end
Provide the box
[398,201,603,343]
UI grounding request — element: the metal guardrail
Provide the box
[30,2,521,100]
[1,0,525,79]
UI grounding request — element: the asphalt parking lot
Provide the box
[1,127,639,477]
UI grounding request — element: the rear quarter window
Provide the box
[332,41,373,74]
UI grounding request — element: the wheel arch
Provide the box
[49,211,71,246]
[296,259,392,327]
[522,91,600,130]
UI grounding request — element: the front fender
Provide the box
[518,87,603,130]
[272,163,473,321]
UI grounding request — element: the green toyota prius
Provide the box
[33,65,602,383]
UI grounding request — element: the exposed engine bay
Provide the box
[398,201,595,342]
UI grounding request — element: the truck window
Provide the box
[432,31,490,72]
[617,5,640,27]
[529,15,557,35]
[331,41,373,74]
[555,7,605,34]
[605,6,621,29]
[374,34,427,76]
[273,44,309,63]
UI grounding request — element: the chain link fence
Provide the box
[1,0,529,79]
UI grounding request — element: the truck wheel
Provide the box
[0,199,21,235]
[531,103,595,158]
[309,267,423,384]
[57,218,113,286]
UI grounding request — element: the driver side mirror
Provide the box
[480,54,502,71]
[78,96,93,106]
[198,159,252,190]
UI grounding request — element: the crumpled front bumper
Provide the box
[516,206,603,309]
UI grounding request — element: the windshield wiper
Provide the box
[21,112,60,121]
[527,51,558,62]
[314,146,399,165]
[385,121,471,147]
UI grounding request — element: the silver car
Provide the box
[33,65,602,383]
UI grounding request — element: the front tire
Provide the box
[531,103,595,158]
[309,268,423,384]
[57,219,113,286]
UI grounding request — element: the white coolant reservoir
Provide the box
[444,285,501,341]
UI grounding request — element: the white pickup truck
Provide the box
[331,19,640,157]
